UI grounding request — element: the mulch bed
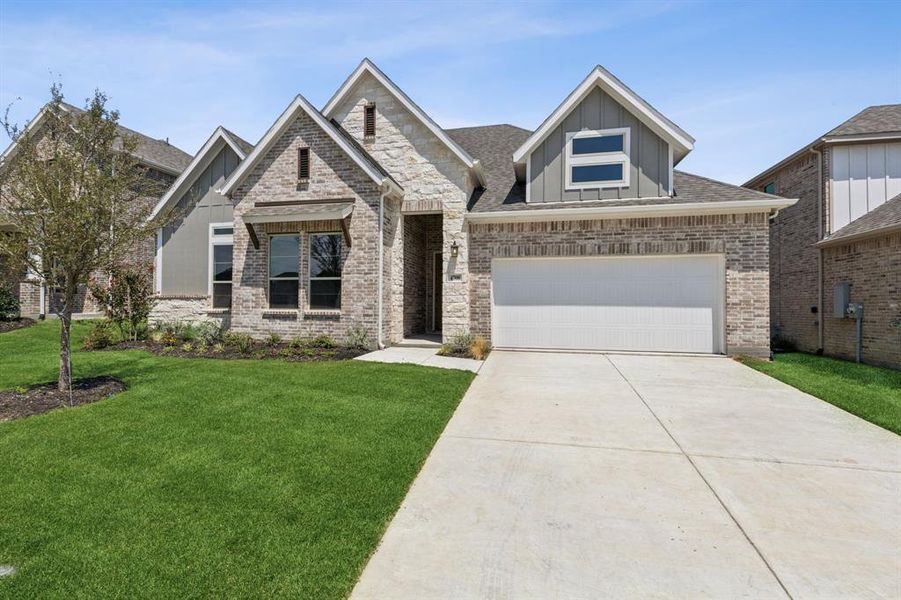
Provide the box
[0,376,127,422]
[0,317,36,334]
[100,340,368,362]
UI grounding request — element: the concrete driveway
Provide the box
[352,351,901,599]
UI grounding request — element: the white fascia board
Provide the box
[513,65,695,165]
[465,198,798,224]
[322,58,486,187]
[0,106,50,168]
[822,132,901,144]
[220,94,401,198]
[148,127,247,222]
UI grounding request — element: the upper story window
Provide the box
[364,103,376,139]
[209,224,234,309]
[565,128,630,190]
[297,147,310,181]
[762,181,776,194]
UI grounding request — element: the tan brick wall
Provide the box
[229,110,391,344]
[821,232,901,369]
[330,72,474,340]
[468,213,771,357]
[766,152,826,351]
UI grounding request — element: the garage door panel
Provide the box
[491,256,723,353]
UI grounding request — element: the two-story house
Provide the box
[745,105,901,368]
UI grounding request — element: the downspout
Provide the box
[377,187,387,349]
[811,147,824,354]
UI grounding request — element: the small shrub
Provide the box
[196,321,224,345]
[0,283,19,320]
[226,332,254,354]
[179,324,198,343]
[309,334,336,349]
[252,349,267,360]
[88,264,155,341]
[211,343,225,354]
[160,332,179,347]
[344,323,370,349]
[180,342,193,352]
[469,336,491,360]
[266,332,282,346]
[196,343,208,354]
[438,332,475,356]
[161,346,173,354]
[278,348,294,359]
[83,320,115,350]
[289,336,305,350]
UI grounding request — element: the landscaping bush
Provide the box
[89,265,155,341]
[469,336,491,360]
[196,321,224,346]
[309,334,336,349]
[0,282,19,320]
[225,332,254,354]
[344,323,371,349]
[265,332,282,346]
[82,320,115,350]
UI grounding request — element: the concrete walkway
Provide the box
[353,351,901,599]
[355,346,483,373]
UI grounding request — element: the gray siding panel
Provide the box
[529,86,669,204]
[161,145,240,296]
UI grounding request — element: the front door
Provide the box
[432,252,443,332]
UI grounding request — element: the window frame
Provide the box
[307,231,344,311]
[268,233,301,309]
[208,222,234,309]
[762,181,776,194]
[564,127,631,191]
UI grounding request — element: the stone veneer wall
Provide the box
[468,213,771,357]
[149,296,230,328]
[329,71,475,341]
[229,110,392,344]
[821,232,901,368]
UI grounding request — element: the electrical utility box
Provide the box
[834,282,850,318]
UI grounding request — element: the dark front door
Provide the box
[433,252,442,332]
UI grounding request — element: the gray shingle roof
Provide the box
[61,102,192,175]
[820,193,901,245]
[825,105,901,137]
[220,127,254,157]
[446,124,780,213]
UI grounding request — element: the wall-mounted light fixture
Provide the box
[450,241,459,258]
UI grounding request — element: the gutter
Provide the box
[465,198,798,224]
[376,186,388,349]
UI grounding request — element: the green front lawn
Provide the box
[741,352,901,435]
[0,321,474,598]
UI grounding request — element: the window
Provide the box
[364,103,376,138]
[309,233,344,310]
[269,235,300,309]
[297,147,310,181]
[209,224,233,309]
[762,181,776,194]
[564,128,630,190]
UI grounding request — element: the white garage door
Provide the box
[491,255,724,354]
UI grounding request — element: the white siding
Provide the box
[831,142,901,232]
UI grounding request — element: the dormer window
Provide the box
[297,147,310,181]
[364,103,376,139]
[565,128,630,190]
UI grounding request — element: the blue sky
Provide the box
[1,0,899,184]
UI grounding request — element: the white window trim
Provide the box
[208,222,234,307]
[564,128,631,191]
[268,233,300,309]
[307,231,344,311]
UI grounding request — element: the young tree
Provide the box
[0,85,167,391]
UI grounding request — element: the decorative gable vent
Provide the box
[297,147,310,181]
[364,103,376,139]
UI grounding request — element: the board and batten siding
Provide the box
[528,86,671,203]
[830,142,901,232]
[160,145,241,295]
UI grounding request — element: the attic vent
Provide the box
[297,147,310,181]
[364,103,376,139]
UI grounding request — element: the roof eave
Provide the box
[816,223,901,248]
[512,65,695,166]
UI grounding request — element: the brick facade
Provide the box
[821,232,901,368]
[766,152,826,351]
[228,110,395,344]
[468,213,771,357]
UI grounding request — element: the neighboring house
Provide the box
[151,59,795,357]
[745,105,901,368]
[0,102,192,318]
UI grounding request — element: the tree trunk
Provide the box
[58,279,75,395]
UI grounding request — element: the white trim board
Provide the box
[148,127,248,222]
[219,94,403,198]
[322,58,486,187]
[512,65,695,167]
